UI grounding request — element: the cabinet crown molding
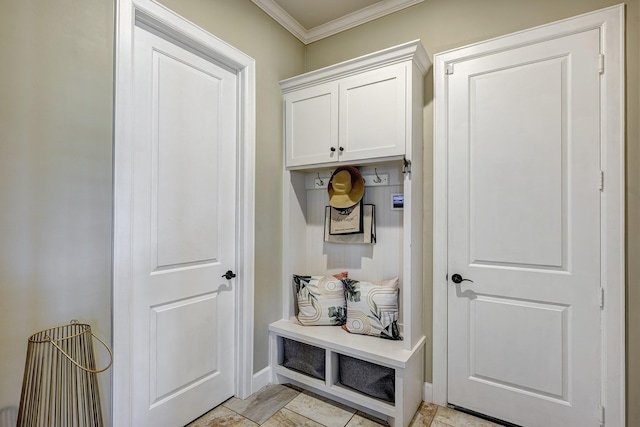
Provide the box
[280,39,431,92]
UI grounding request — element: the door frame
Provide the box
[112,0,256,425]
[432,5,625,426]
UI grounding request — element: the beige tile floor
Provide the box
[186,384,505,427]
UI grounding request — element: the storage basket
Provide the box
[338,354,395,403]
[17,320,112,427]
[282,337,326,380]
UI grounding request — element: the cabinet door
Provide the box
[338,63,407,162]
[285,82,339,168]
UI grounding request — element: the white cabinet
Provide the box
[282,41,429,169]
[284,81,339,166]
[270,40,431,427]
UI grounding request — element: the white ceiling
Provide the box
[251,0,424,44]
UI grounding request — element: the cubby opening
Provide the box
[284,163,406,329]
[281,337,326,381]
[337,353,396,404]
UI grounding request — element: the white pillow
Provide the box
[293,274,347,326]
[343,277,401,340]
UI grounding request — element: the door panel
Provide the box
[470,58,565,269]
[150,294,219,401]
[447,28,601,427]
[470,296,568,398]
[132,25,237,427]
[153,51,222,268]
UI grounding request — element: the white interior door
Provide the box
[131,23,238,427]
[446,29,602,426]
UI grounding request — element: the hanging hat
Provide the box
[328,166,365,209]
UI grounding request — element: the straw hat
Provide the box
[328,166,365,209]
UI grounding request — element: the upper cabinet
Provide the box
[284,81,339,166]
[281,41,431,169]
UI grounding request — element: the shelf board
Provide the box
[269,319,425,368]
[273,364,396,417]
[273,365,326,389]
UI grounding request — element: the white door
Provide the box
[447,29,602,426]
[131,24,238,427]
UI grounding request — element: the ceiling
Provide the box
[251,0,424,44]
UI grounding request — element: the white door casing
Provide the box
[433,4,624,427]
[113,1,256,426]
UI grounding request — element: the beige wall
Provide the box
[305,0,639,424]
[0,0,114,423]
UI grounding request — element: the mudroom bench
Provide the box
[269,320,425,427]
[271,39,430,427]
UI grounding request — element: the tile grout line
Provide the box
[280,404,329,426]
[344,411,356,427]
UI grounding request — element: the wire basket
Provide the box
[17,320,112,427]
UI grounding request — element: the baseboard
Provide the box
[423,382,433,403]
[252,366,271,393]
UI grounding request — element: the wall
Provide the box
[0,0,114,424]
[304,0,639,424]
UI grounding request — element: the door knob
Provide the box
[222,270,236,280]
[451,274,473,284]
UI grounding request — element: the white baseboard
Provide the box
[251,366,271,393]
[423,382,433,403]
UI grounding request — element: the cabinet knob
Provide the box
[330,147,336,152]
[339,147,344,152]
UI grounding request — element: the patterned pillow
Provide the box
[294,274,347,326]
[342,277,401,340]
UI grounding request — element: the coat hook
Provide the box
[403,157,412,174]
[316,173,324,186]
[373,168,382,183]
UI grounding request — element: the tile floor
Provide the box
[186,384,504,427]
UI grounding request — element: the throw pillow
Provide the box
[294,274,347,326]
[342,277,401,340]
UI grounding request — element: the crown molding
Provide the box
[251,0,424,44]
[280,39,430,92]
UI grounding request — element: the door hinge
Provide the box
[599,287,605,309]
[599,170,604,191]
[599,404,605,426]
[598,54,605,74]
[445,63,454,75]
